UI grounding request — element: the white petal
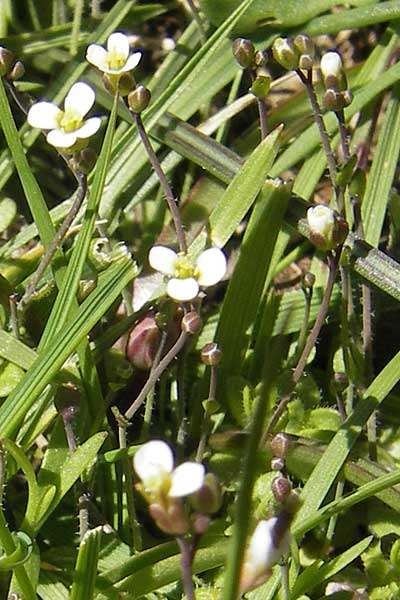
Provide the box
[247,518,290,576]
[307,205,334,236]
[169,462,205,497]
[134,440,174,482]
[167,278,199,302]
[76,117,101,139]
[64,82,95,117]
[196,248,227,286]
[123,51,142,71]
[320,52,343,78]
[148,246,177,276]
[86,44,108,70]
[27,102,61,129]
[46,129,77,148]
[107,32,130,59]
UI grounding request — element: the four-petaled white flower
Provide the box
[307,205,335,239]
[86,32,141,75]
[27,82,101,149]
[134,439,205,499]
[320,51,343,80]
[148,246,227,302]
[240,518,291,594]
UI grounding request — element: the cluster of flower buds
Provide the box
[232,38,270,99]
[238,433,300,594]
[0,47,25,81]
[133,440,221,536]
[306,204,348,250]
[320,51,353,112]
[272,34,315,72]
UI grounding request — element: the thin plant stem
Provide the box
[185,0,207,44]
[296,69,339,200]
[124,330,188,420]
[19,170,87,308]
[295,284,313,360]
[176,352,187,459]
[0,443,4,505]
[27,0,40,30]
[141,329,168,439]
[362,281,376,459]
[262,251,339,442]
[326,478,345,544]
[176,536,196,600]
[132,112,187,253]
[70,0,84,56]
[280,562,290,600]
[9,294,19,339]
[115,413,141,551]
[336,109,350,163]
[196,364,218,462]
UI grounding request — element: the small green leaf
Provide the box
[70,526,103,600]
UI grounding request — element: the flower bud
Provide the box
[271,476,292,503]
[72,147,97,174]
[298,54,313,71]
[181,311,202,334]
[128,84,151,113]
[254,50,268,68]
[0,47,14,76]
[118,72,136,97]
[270,432,291,459]
[201,342,222,366]
[250,74,270,99]
[306,205,348,250]
[232,38,255,69]
[323,88,352,112]
[149,500,190,536]
[191,473,222,514]
[272,37,299,71]
[126,314,161,370]
[302,271,315,289]
[192,513,211,535]
[7,60,25,81]
[271,457,285,471]
[320,51,344,90]
[294,34,315,57]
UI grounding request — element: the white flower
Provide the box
[307,205,335,239]
[320,51,343,80]
[86,32,141,75]
[148,246,227,302]
[133,440,205,498]
[27,82,101,149]
[240,518,290,593]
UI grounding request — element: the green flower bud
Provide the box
[254,50,268,68]
[298,54,314,71]
[128,84,151,113]
[272,37,299,71]
[306,205,348,250]
[293,34,315,57]
[0,47,14,77]
[72,147,97,174]
[250,74,270,99]
[7,60,25,81]
[191,473,222,514]
[232,37,255,69]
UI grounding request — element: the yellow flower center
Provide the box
[57,108,83,133]
[173,255,198,280]
[105,50,127,71]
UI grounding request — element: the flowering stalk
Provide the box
[19,167,87,308]
[131,111,188,254]
[262,250,339,442]
[296,68,339,200]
